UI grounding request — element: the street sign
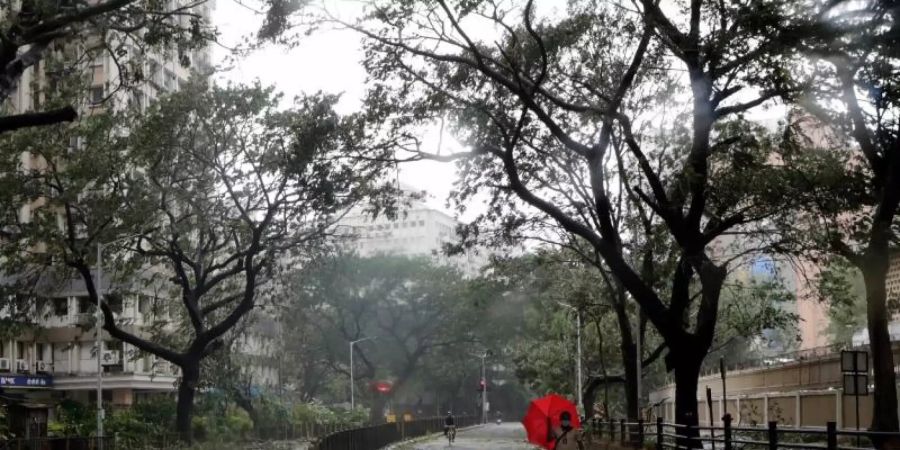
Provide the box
[841,349,869,447]
[843,373,869,396]
[841,350,868,373]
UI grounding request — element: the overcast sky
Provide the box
[211,0,785,221]
[213,0,465,216]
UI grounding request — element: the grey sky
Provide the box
[211,0,785,221]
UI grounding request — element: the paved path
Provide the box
[394,422,538,449]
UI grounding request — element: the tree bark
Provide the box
[672,352,702,449]
[176,362,200,443]
[861,253,900,447]
[620,334,639,422]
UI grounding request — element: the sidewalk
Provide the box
[582,439,647,450]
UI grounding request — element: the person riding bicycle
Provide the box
[443,411,456,438]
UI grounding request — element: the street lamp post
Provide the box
[95,234,140,450]
[473,350,490,424]
[349,337,376,410]
[558,302,583,414]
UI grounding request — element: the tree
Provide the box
[0,81,396,441]
[353,0,805,441]
[491,249,795,418]
[284,254,483,422]
[818,259,867,347]
[777,0,900,439]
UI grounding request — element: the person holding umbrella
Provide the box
[551,411,584,450]
[523,394,584,450]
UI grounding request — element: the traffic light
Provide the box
[478,378,486,392]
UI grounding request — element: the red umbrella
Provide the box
[522,394,581,449]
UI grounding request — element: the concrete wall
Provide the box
[647,345,900,429]
[652,390,883,430]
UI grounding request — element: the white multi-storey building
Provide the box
[336,189,489,275]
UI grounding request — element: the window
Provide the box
[36,343,45,362]
[750,256,776,280]
[107,295,123,314]
[16,342,24,360]
[419,220,425,227]
[90,86,104,105]
[129,91,142,111]
[148,60,161,85]
[163,69,177,90]
[137,296,152,315]
[52,297,68,316]
[393,223,399,229]
[90,64,104,83]
[77,296,94,314]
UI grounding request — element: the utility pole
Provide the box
[95,234,141,450]
[472,350,491,424]
[349,337,375,410]
[636,313,642,418]
[95,243,103,450]
[558,302,583,413]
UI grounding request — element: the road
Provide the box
[393,422,538,449]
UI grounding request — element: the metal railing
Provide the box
[312,415,478,450]
[584,416,900,450]
[0,436,117,450]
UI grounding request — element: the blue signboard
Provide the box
[0,375,53,388]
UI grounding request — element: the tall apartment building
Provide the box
[335,188,489,276]
[0,2,216,437]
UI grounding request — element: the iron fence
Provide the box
[0,436,117,450]
[313,415,478,450]
[585,417,900,450]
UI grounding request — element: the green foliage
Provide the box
[50,397,174,443]
[820,259,867,346]
[49,400,95,437]
[281,254,490,413]
[191,407,253,443]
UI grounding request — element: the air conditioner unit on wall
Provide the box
[101,351,120,366]
[15,359,28,372]
[0,358,10,371]
[35,361,51,373]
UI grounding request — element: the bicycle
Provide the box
[445,425,457,446]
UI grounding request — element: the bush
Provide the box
[49,400,94,437]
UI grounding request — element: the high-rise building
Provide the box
[0,2,220,436]
[336,188,489,276]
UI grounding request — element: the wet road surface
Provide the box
[395,422,538,449]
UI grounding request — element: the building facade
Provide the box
[336,190,489,275]
[0,0,216,436]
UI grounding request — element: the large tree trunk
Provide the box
[671,351,702,449]
[861,253,900,448]
[621,340,639,421]
[176,362,200,443]
[612,295,640,422]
